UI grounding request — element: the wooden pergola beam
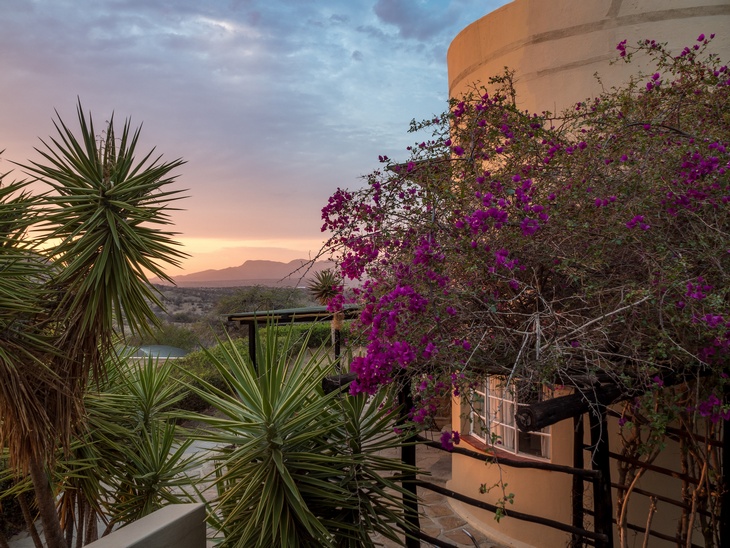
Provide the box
[515,370,706,432]
[516,384,626,432]
[227,305,360,369]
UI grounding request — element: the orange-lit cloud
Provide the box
[0,0,509,274]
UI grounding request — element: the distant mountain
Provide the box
[156,259,335,288]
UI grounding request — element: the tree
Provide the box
[0,101,186,548]
[320,36,729,542]
[213,286,312,315]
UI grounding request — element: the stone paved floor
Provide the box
[370,443,507,548]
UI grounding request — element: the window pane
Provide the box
[501,423,515,451]
[518,431,545,457]
[472,413,487,440]
[488,395,501,424]
[502,401,515,427]
[469,376,551,459]
[473,391,485,414]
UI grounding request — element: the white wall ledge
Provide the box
[86,504,206,548]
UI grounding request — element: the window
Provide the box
[470,376,551,459]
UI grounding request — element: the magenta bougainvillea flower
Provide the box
[318,35,730,434]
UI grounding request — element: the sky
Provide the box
[0,0,510,275]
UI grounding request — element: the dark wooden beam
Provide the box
[516,370,711,432]
[399,385,420,548]
[416,435,600,477]
[321,373,357,394]
[248,322,256,371]
[516,385,625,432]
[416,480,608,544]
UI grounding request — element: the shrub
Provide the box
[170,341,246,413]
[183,325,416,547]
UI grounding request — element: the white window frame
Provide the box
[470,376,551,460]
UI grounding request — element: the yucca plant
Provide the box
[54,353,198,545]
[0,353,199,547]
[0,174,69,548]
[0,102,187,548]
[307,269,341,308]
[184,324,417,547]
[0,456,36,547]
[0,178,55,470]
[315,388,417,547]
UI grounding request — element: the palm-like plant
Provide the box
[0,178,52,468]
[27,102,187,356]
[307,269,340,308]
[3,353,198,547]
[0,102,187,548]
[57,353,197,542]
[184,325,415,547]
[0,175,70,547]
[307,269,344,367]
[322,388,419,547]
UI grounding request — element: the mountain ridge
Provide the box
[155,259,334,288]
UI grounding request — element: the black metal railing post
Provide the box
[398,384,420,547]
[589,408,613,548]
[571,414,585,547]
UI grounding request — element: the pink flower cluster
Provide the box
[692,394,730,423]
[319,34,730,416]
[440,430,461,451]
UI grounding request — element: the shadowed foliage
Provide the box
[184,325,416,547]
[0,102,187,548]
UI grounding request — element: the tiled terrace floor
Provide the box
[370,443,507,548]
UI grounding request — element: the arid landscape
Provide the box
[154,259,334,288]
[148,258,332,324]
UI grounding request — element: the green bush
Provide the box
[128,321,200,352]
[18,354,201,545]
[170,341,245,413]
[183,325,416,547]
[272,322,329,351]
[170,322,357,414]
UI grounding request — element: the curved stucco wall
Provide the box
[446,2,729,546]
[447,0,730,115]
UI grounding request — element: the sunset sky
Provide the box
[1,0,509,274]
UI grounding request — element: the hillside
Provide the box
[156,259,334,288]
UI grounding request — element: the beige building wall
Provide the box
[599,414,699,547]
[450,397,576,547]
[445,2,729,546]
[450,398,703,547]
[447,0,730,116]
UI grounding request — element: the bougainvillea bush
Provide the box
[320,36,729,422]
[321,35,730,545]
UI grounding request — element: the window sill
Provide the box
[461,434,550,463]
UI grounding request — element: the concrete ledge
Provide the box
[86,504,206,548]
